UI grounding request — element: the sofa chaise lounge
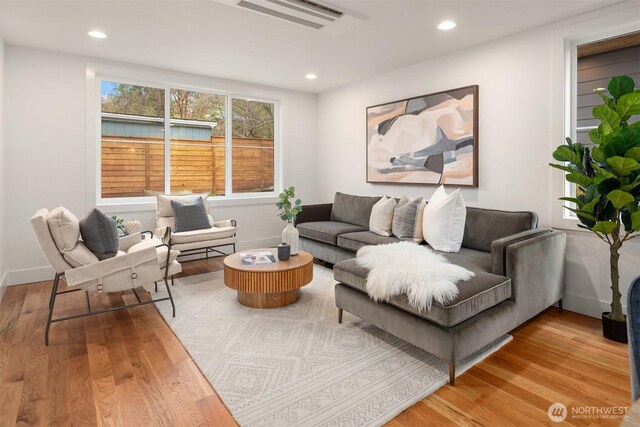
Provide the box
[296,192,566,384]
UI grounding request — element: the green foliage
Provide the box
[550,75,640,322]
[550,75,640,236]
[276,186,302,223]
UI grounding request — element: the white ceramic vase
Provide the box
[282,222,299,255]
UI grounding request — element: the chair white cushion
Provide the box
[47,206,80,253]
[63,242,99,268]
[127,238,179,265]
[170,226,237,244]
[31,209,73,273]
[369,196,397,237]
[423,186,466,252]
[156,193,210,217]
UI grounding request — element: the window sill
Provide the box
[97,195,280,213]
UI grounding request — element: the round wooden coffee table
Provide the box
[223,249,313,308]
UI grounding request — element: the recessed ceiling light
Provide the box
[305,73,317,80]
[437,21,456,31]
[88,30,107,39]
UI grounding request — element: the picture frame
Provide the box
[366,85,479,187]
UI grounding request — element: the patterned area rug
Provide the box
[154,265,511,427]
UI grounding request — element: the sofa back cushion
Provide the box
[462,207,538,252]
[331,192,381,228]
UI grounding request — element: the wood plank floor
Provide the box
[0,258,631,426]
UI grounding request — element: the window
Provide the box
[563,32,640,209]
[99,79,277,200]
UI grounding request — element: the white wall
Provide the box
[3,45,318,285]
[316,4,640,318]
[0,9,6,298]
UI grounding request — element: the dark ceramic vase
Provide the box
[277,243,291,261]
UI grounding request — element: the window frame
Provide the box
[87,64,281,211]
[550,9,640,230]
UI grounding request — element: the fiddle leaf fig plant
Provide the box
[550,75,640,323]
[276,186,302,223]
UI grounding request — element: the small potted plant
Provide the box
[550,75,640,343]
[276,186,302,255]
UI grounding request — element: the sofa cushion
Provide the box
[337,231,400,252]
[334,257,511,327]
[63,241,100,268]
[297,221,367,245]
[440,247,493,273]
[331,192,381,228]
[462,207,538,252]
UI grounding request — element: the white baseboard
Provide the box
[562,291,624,319]
[0,237,282,287]
[3,265,55,286]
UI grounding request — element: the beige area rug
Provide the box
[154,265,511,427]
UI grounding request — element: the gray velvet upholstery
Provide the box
[337,231,400,252]
[628,275,640,401]
[335,258,511,327]
[504,230,566,325]
[297,221,367,245]
[331,192,381,228]
[335,284,517,363]
[491,228,551,275]
[298,194,565,384]
[462,207,538,252]
[299,238,355,265]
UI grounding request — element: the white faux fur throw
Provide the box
[356,241,475,310]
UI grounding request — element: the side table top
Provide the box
[223,249,313,272]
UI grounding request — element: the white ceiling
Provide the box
[0,0,622,93]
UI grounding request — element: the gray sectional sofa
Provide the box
[296,192,566,384]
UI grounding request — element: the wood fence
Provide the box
[101,135,274,198]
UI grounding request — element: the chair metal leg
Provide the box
[154,281,158,293]
[558,299,563,313]
[338,308,343,324]
[164,278,176,317]
[171,277,174,287]
[206,248,209,260]
[232,244,236,254]
[45,273,61,346]
[449,362,456,385]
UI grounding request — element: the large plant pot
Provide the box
[602,312,628,343]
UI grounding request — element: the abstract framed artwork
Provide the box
[366,85,479,187]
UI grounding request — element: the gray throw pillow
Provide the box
[79,209,119,260]
[171,196,211,232]
[392,197,424,241]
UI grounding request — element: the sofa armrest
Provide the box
[295,203,333,226]
[504,230,566,325]
[491,229,552,275]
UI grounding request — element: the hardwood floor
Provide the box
[0,258,631,426]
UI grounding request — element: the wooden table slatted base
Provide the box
[223,249,313,308]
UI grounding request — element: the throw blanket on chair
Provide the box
[356,241,475,311]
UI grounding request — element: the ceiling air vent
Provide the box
[228,0,365,35]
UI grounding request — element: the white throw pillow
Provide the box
[369,196,397,236]
[423,186,466,252]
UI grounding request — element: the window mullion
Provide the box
[225,96,232,197]
[164,87,171,194]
